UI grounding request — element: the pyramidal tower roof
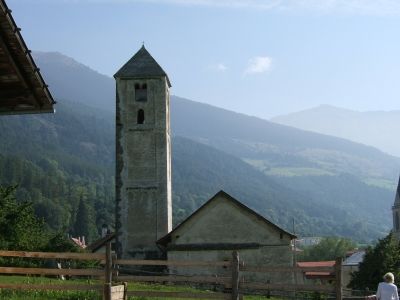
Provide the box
[114,46,171,87]
[395,176,400,205]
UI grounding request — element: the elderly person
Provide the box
[376,272,399,300]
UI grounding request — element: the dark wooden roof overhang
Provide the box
[166,243,292,251]
[86,233,116,253]
[0,0,55,115]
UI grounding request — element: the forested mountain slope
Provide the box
[171,97,400,182]
[0,51,395,242]
[0,100,115,242]
[172,137,392,241]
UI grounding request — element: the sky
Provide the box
[7,0,400,119]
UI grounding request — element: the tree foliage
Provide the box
[298,237,357,262]
[0,186,77,253]
[349,232,400,290]
[72,196,98,243]
[0,97,396,243]
[0,185,47,251]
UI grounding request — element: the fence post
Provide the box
[335,257,343,300]
[103,242,112,300]
[232,251,240,300]
[112,252,118,279]
[123,282,128,300]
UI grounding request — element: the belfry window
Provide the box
[137,109,145,124]
[396,212,400,231]
[135,83,147,102]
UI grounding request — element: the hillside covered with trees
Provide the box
[0,51,398,244]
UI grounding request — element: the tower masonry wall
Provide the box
[116,77,172,260]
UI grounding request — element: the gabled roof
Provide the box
[157,190,296,246]
[297,261,336,268]
[395,176,400,205]
[0,0,55,115]
[297,261,335,279]
[86,233,116,253]
[343,250,365,266]
[114,46,171,87]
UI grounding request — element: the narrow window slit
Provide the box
[137,109,145,124]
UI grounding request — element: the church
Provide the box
[114,46,296,280]
[392,177,400,238]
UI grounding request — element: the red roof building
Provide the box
[297,261,335,280]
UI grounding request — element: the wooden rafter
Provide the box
[0,0,55,115]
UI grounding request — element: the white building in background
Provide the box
[342,251,366,289]
[296,237,322,248]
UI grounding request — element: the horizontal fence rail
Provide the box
[240,265,335,273]
[126,290,232,299]
[117,275,232,286]
[0,250,105,261]
[240,282,336,292]
[0,266,104,277]
[0,283,103,291]
[116,259,231,268]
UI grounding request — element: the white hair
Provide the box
[384,272,395,283]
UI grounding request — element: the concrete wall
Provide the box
[166,194,294,283]
[169,196,291,245]
[168,247,293,284]
[116,76,172,259]
[342,265,358,289]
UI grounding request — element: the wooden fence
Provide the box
[0,249,105,294]
[0,243,345,300]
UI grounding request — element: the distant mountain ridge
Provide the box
[172,97,400,181]
[271,105,400,157]
[32,51,114,112]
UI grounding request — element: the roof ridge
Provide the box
[157,190,296,247]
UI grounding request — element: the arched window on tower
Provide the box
[396,212,400,231]
[137,109,145,124]
[135,83,147,102]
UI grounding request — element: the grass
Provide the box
[0,275,100,300]
[243,159,334,177]
[363,177,397,190]
[0,275,279,300]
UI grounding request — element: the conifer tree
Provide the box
[349,232,400,290]
[72,195,98,243]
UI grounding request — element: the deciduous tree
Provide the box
[349,232,400,290]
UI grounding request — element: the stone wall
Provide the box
[168,246,294,284]
[116,77,172,260]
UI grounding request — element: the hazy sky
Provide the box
[8,0,400,118]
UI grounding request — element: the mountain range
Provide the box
[0,51,397,243]
[272,105,400,158]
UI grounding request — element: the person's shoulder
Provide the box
[377,282,385,289]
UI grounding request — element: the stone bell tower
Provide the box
[114,46,172,259]
[392,176,400,240]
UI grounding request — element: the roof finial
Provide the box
[142,41,145,48]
